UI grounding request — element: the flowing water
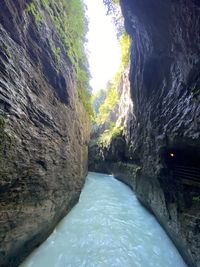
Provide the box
[21,172,187,267]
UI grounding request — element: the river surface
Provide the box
[21,172,187,267]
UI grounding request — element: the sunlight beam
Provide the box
[84,0,121,93]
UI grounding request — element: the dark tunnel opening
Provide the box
[162,146,200,185]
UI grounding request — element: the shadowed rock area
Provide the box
[89,0,200,266]
[0,1,90,266]
[0,0,199,266]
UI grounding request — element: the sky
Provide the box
[84,0,121,93]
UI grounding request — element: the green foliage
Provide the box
[98,125,123,147]
[103,0,123,37]
[26,0,92,117]
[48,0,89,78]
[114,162,142,177]
[78,88,94,118]
[41,0,50,9]
[92,89,107,114]
[93,32,130,124]
[92,31,131,146]
[27,2,43,24]
[52,47,61,64]
[120,33,131,69]
[95,82,119,126]
[91,81,121,143]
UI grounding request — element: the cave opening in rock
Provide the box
[162,146,200,184]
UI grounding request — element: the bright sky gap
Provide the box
[84,0,121,93]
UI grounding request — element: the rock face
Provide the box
[0,1,90,266]
[90,0,200,266]
[89,66,133,171]
[119,1,200,266]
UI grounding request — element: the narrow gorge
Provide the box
[89,1,200,266]
[0,0,199,267]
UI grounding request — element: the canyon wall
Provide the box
[120,1,200,266]
[90,0,200,266]
[0,1,90,266]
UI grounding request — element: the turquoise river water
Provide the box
[21,172,187,267]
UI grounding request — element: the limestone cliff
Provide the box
[89,0,200,266]
[88,65,133,171]
[120,0,200,171]
[0,1,90,266]
[120,1,200,266]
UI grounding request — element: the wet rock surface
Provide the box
[120,0,200,266]
[90,0,200,266]
[0,1,90,266]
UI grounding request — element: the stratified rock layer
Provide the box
[120,1,200,266]
[90,0,199,266]
[0,1,90,266]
